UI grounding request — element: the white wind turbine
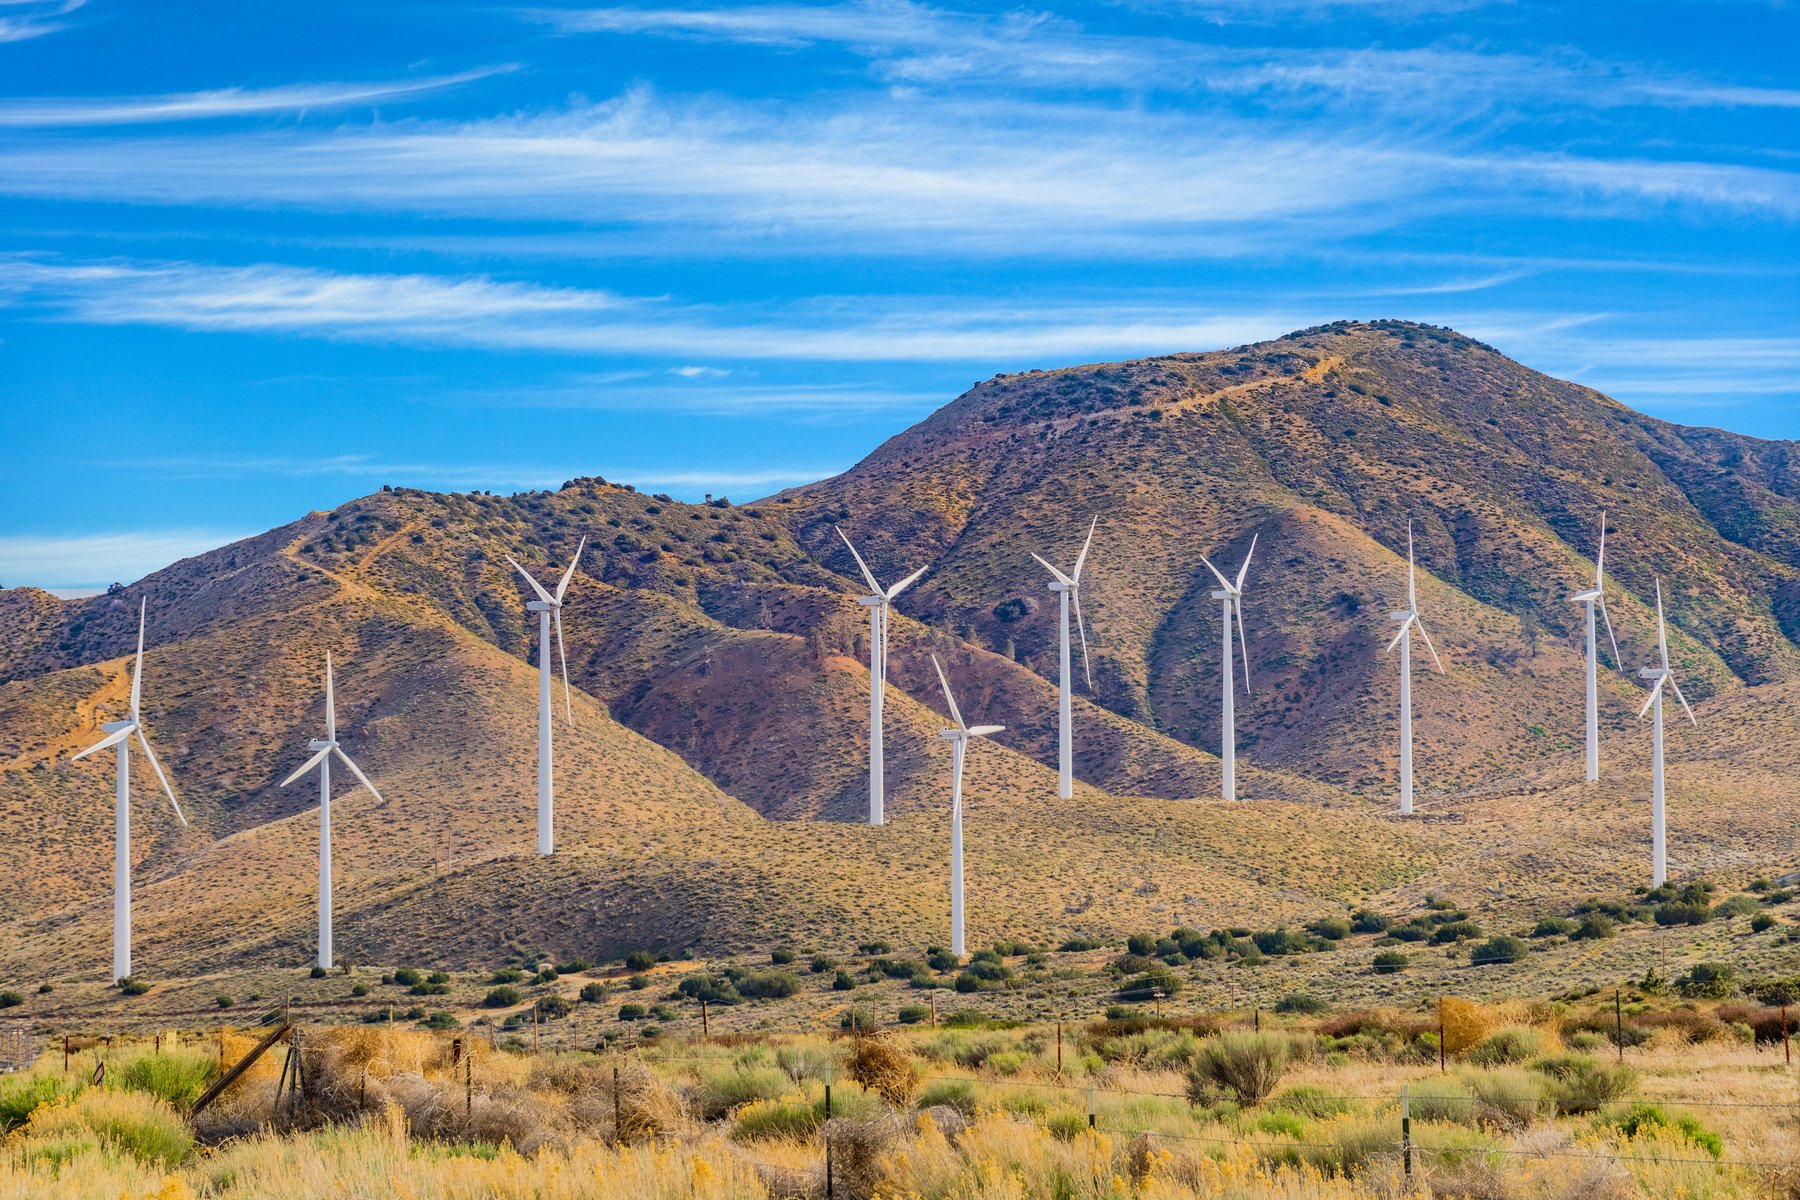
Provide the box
[931,655,1004,959]
[835,526,929,825]
[69,598,187,983]
[1568,511,1623,783]
[1031,517,1096,800]
[1199,534,1258,802]
[505,536,586,856]
[1384,522,1444,816]
[279,652,384,970]
[1638,580,1695,888]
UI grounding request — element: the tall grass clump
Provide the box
[112,1044,218,1107]
[0,1070,80,1131]
[23,1088,194,1167]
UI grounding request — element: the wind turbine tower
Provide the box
[1199,534,1257,801]
[1031,517,1096,800]
[1638,580,1695,887]
[1385,522,1444,816]
[280,651,384,970]
[1568,511,1622,783]
[69,599,188,983]
[930,656,1004,959]
[506,536,586,855]
[835,526,928,825]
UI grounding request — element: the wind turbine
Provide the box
[279,652,384,970]
[835,526,928,825]
[931,655,1004,959]
[1569,511,1623,784]
[1198,534,1257,802]
[1384,522,1444,816]
[1638,580,1695,888]
[505,536,586,856]
[1031,517,1096,800]
[69,598,187,983]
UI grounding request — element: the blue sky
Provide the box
[0,0,1795,591]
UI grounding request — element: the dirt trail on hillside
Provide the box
[4,663,130,768]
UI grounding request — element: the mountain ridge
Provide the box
[4,317,1799,976]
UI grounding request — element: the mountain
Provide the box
[3,319,1797,980]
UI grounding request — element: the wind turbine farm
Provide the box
[2,1,1797,1191]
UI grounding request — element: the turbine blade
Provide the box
[281,744,332,788]
[1235,600,1252,694]
[1072,516,1097,582]
[1668,675,1697,725]
[135,728,186,824]
[1637,675,1666,720]
[555,609,574,726]
[1415,619,1446,674]
[930,654,965,731]
[1196,551,1233,592]
[834,525,883,595]
[1595,510,1607,588]
[334,747,385,803]
[130,597,146,717]
[885,564,928,601]
[1655,579,1670,669]
[1073,588,1093,690]
[1406,522,1418,610]
[1234,533,1258,592]
[1383,614,1414,655]
[1597,594,1622,668]
[554,536,587,603]
[71,725,132,761]
[968,724,1006,738]
[506,555,556,606]
[1030,552,1073,587]
[324,650,336,744]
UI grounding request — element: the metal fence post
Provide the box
[1401,1086,1413,1181]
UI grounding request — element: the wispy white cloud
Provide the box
[0,528,252,592]
[0,66,516,128]
[0,87,1791,255]
[0,0,83,45]
[0,91,1418,251]
[528,3,1800,113]
[0,252,1308,361]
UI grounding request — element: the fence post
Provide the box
[1056,1021,1063,1076]
[1783,1005,1791,1067]
[62,1034,69,1073]
[1087,1087,1096,1130]
[1401,1086,1412,1181]
[701,1000,709,1039]
[930,991,937,1027]
[1615,989,1624,1062]
[613,1060,622,1138]
[1253,1007,1260,1033]
[465,1041,473,1119]
[1438,1000,1446,1073]
[823,1063,835,1200]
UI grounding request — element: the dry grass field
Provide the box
[2,992,1797,1199]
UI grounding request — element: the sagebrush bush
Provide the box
[1531,1055,1636,1114]
[695,1064,792,1121]
[1466,1027,1539,1066]
[1188,1033,1290,1106]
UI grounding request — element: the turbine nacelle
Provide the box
[1568,588,1602,604]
